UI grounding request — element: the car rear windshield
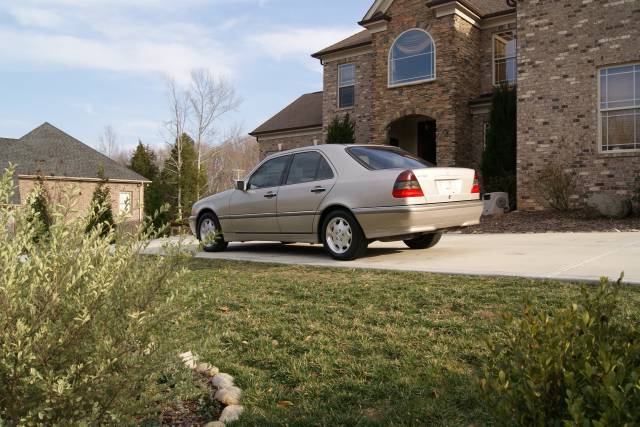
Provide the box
[346,146,432,170]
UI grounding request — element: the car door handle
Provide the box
[264,192,277,199]
[311,187,326,194]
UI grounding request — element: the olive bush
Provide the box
[480,277,640,426]
[0,166,190,425]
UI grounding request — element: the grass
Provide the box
[169,259,640,426]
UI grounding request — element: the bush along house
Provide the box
[250,0,640,211]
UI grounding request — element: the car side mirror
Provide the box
[236,180,247,191]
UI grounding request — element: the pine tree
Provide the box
[481,86,517,199]
[326,114,356,144]
[86,168,115,237]
[161,133,206,221]
[26,176,52,241]
[129,142,164,218]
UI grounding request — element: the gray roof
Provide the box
[250,92,323,136]
[0,123,149,183]
[312,30,372,58]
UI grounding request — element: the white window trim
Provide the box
[597,63,640,154]
[338,63,356,109]
[388,28,436,88]
[492,31,517,87]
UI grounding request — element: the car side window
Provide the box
[285,152,335,185]
[248,155,290,189]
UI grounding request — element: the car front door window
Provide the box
[249,156,290,189]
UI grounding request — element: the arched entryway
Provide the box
[387,115,437,165]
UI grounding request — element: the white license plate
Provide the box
[436,179,462,195]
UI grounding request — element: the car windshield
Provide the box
[347,146,432,170]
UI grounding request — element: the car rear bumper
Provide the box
[352,200,483,240]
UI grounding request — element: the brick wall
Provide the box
[322,52,374,144]
[517,0,640,210]
[18,178,144,225]
[256,130,323,159]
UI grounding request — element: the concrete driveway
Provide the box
[147,232,640,284]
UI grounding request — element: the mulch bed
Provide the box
[459,210,640,234]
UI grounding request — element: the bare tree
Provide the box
[188,69,241,198]
[163,77,190,220]
[98,125,119,159]
[204,124,259,195]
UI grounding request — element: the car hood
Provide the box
[193,189,233,213]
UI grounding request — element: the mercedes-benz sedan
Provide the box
[190,145,483,260]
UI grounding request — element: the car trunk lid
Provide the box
[412,168,479,204]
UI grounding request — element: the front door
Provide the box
[276,151,336,234]
[418,120,437,165]
[228,154,290,234]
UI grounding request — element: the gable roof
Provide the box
[312,30,372,59]
[250,92,323,136]
[0,123,149,183]
[364,0,512,21]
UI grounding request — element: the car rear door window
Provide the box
[347,146,431,170]
[285,152,334,185]
[249,155,290,189]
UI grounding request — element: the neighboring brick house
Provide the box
[0,123,150,224]
[250,0,640,210]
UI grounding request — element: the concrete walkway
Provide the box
[146,232,640,284]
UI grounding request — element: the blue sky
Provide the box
[0,0,372,151]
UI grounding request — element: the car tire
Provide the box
[321,209,368,261]
[403,232,442,250]
[197,212,229,253]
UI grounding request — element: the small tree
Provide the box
[326,114,355,145]
[130,142,165,223]
[25,176,52,241]
[86,168,115,237]
[481,86,517,200]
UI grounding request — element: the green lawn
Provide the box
[171,260,640,426]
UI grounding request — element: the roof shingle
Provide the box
[250,92,323,136]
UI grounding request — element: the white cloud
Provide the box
[247,27,361,60]
[5,6,65,29]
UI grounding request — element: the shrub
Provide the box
[481,86,517,201]
[25,177,52,242]
[480,277,640,426]
[537,162,576,211]
[86,169,115,237]
[326,113,355,145]
[0,166,190,425]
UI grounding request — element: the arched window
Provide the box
[389,29,435,86]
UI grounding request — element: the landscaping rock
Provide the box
[586,194,632,219]
[212,373,234,389]
[215,386,242,406]
[196,362,217,375]
[219,405,244,423]
[179,351,198,369]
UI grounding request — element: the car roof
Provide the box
[265,144,391,158]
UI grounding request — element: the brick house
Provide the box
[1,123,150,224]
[250,0,639,210]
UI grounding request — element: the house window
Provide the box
[493,31,517,86]
[338,63,356,108]
[389,29,435,86]
[599,64,640,152]
[119,191,132,215]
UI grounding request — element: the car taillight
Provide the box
[393,170,424,198]
[471,172,480,194]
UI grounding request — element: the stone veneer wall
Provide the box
[18,178,144,225]
[517,0,640,210]
[256,130,323,159]
[368,0,482,168]
[322,52,374,145]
